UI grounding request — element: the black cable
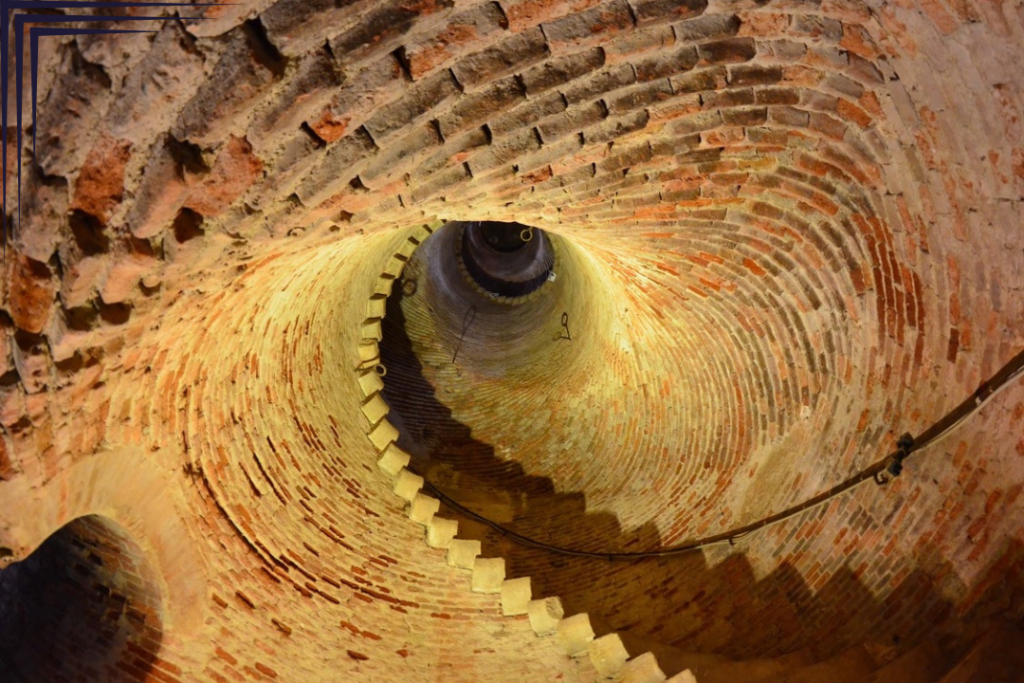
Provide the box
[412,346,1024,561]
[451,306,477,364]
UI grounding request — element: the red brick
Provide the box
[8,254,54,334]
[184,137,265,218]
[69,136,132,224]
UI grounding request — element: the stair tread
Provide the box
[936,621,1024,683]
[853,638,954,683]
[771,644,878,683]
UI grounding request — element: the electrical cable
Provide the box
[412,347,1024,561]
[451,305,477,364]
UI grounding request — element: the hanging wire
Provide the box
[412,347,1024,561]
[451,306,477,364]
[559,312,572,341]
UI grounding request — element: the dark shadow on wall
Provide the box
[379,263,1024,679]
[0,515,164,683]
[379,273,661,548]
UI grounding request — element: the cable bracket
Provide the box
[874,433,915,485]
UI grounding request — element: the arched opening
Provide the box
[458,221,555,299]
[0,515,164,682]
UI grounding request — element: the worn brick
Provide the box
[603,25,676,63]
[562,63,637,104]
[728,64,783,87]
[702,87,754,109]
[520,48,606,94]
[16,168,68,264]
[585,109,650,143]
[668,108,721,135]
[450,27,548,89]
[502,0,603,33]
[538,101,606,142]
[8,255,54,335]
[364,69,461,143]
[252,47,344,142]
[697,37,756,65]
[260,0,343,57]
[670,64,726,93]
[790,14,843,42]
[836,98,872,128]
[409,162,470,202]
[823,73,865,99]
[416,127,490,177]
[466,126,542,173]
[295,128,377,204]
[310,54,408,144]
[69,135,132,225]
[106,20,206,140]
[35,44,114,178]
[768,105,810,127]
[436,76,526,138]
[125,136,194,239]
[606,78,674,115]
[673,13,740,42]
[631,0,707,27]
[541,0,635,53]
[808,111,847,140]
[847,52,884,85]
[361,123,443,188]
[488,90,568,137]
[597,140,652,172]
[755,87,800,105]
[173,24,282,146]
[721,106,767,126]
[633,46,699,81]
[404,2,509,79]
[329,0,455,68]
[184,137,265,218]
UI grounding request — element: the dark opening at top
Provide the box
[459,221,554,299]
[479,222,531,253]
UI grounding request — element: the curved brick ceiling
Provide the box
[1,1,1023,682]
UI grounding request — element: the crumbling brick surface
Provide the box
[0,1,1023,682]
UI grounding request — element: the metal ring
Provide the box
[520,228,533,242]
[375,364,387,377]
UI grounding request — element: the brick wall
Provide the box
[0,515,167,682]
[0,1,1022,681]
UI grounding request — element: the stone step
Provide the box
[773,644,880,683]
[935,621,1024,683]
[853,638,955,683]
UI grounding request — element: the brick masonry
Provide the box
[0,1,1022,681]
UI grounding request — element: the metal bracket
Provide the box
[874,433,915,485]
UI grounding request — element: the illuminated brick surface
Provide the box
[0,1,1023,681]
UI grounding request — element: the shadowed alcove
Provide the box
[0,515,164,683]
